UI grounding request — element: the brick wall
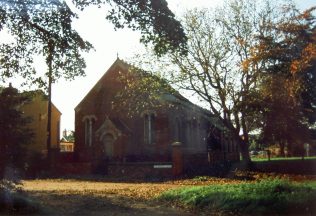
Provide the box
[59,152,74,163]
[108,162,173,178]
[57,162,92,175]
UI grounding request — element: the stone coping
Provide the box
[108,162,172,166]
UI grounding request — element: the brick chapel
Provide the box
[74,58,239,175]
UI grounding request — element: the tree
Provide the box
[0,84,33,179]
[0,0,187,84]
[72,0,187,56]
[248,6,316,156]
[113,63,178,117]
[119,0,313,163]
[259,75,310,156]
[102,0,188,56]
[0,0,92,85]
[0,0,93,87]
[124,0,282,163]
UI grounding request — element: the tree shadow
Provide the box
[27,191,191,216]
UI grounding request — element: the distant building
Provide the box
[22,91,61,156]
[60,129,74,152]
[60,141,74,152]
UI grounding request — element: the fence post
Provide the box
[172,142,183,177]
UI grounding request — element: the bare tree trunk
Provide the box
[223,118,251,164]
[238,138,251,162]
[0,139,7,179]
[279,141,285,157]
[287,141,293,157]
[0,162,5,179]
[230,129,251,163]
[239,113,251,163]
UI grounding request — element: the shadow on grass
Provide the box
[0,193,39,215]
[1,180,40,215]
[27,191,189,216]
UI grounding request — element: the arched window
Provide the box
[84,119,91,146]
[174,117,181,142]
[144,113,155,145]
[82,115,97,147]
[192,118,198,144]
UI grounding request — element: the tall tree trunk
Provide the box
[0,161,4,179]
[223,118,251,164]
[287,141,293,157]
[240,113,251,163]
[231,130,251,163]
[238,138,251,162]
[279,141,285,157]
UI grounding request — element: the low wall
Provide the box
[182,152,239,176]
[57,162,92,175]
[207,151,239,163]
[54,150,239,177]
[108,162,173,178]
[59,152,74,163]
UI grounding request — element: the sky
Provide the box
[2,0,315,132]
[33,0,223,131]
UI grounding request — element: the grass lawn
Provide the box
[250,157,316,175]
[252,156,316,162]
[158,179,316,215]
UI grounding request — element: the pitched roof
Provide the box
[75,58,213,119]
[75,58,127,111]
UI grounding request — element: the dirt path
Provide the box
[22,180,195,216]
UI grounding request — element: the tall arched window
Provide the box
[82,115,97,147]
[84,119,91,146]
[174,117,181,142]
[144,113,155,145]
[192,118,198,144]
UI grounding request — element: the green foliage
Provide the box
[72,0,187,56]
[252,156,316,161]
[247,6,316,154]
[105,0,187,56]
[0,0,187,86]
[0,85,33,178]
[0,0,93,86]
[159,179,316,215]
